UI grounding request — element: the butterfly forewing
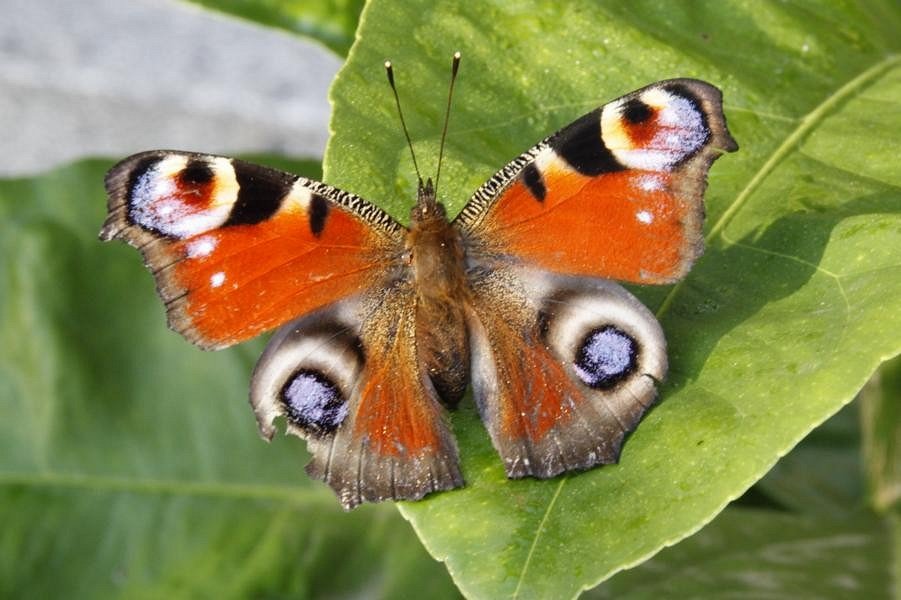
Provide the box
[456,78,738,284]
[101,150,404,349]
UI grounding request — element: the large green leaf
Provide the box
[0,160,457,598]
[321,1,901,597]
[185,0,364,56]
[590,506,893,599]
[593,403,894,598]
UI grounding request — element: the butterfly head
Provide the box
[412,177,448,225]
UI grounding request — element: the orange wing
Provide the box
[101,151,404,349]
[466,266,668,478]
[456,79,737,284]
[250,290,462,509]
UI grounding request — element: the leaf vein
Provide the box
[512,476,567,599]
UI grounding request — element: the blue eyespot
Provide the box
[281,370,348,434]
[573,326,638,389]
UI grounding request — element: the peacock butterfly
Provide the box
[100,54,737,509]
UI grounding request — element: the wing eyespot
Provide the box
[281,368,349,436]
[573,325,639,389]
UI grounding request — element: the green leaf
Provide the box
[593,425,896,598]
[0,159,457,599]
[186,0,365,56]
[322,1,901,597]
[591,507,894,598]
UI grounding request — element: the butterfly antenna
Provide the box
[385,60,423,185]
[434,51,461,194]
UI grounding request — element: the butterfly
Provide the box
[100,55,737,510]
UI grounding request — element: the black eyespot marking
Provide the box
[573,325,638,389]
[180,159,215,185]
[549,109,624,176]
[225,161,296,226]
[622,98,653,124]
[281,369,348,435]
[309,193,330,237]
[521,163,546,201]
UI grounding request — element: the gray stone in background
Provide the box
[0,0,341,176]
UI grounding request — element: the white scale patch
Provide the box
[601,88,706,172]
[533,146,575,175]
[129,155,237,239]
[636,174,665,192]
[186,235,217,258]
[523,147,578,196]
[636,210,653,224]
[283,181,313,211]
[210,272,226,288]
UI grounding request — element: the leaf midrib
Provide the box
[656,53,901,320]
[511,477,566,599]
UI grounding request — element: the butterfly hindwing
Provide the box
[456,78,738,284]
[101,151,404,349]
[466,265,667,477]
[250,290,463,509]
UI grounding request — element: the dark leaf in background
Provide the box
[187,0,365,56]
